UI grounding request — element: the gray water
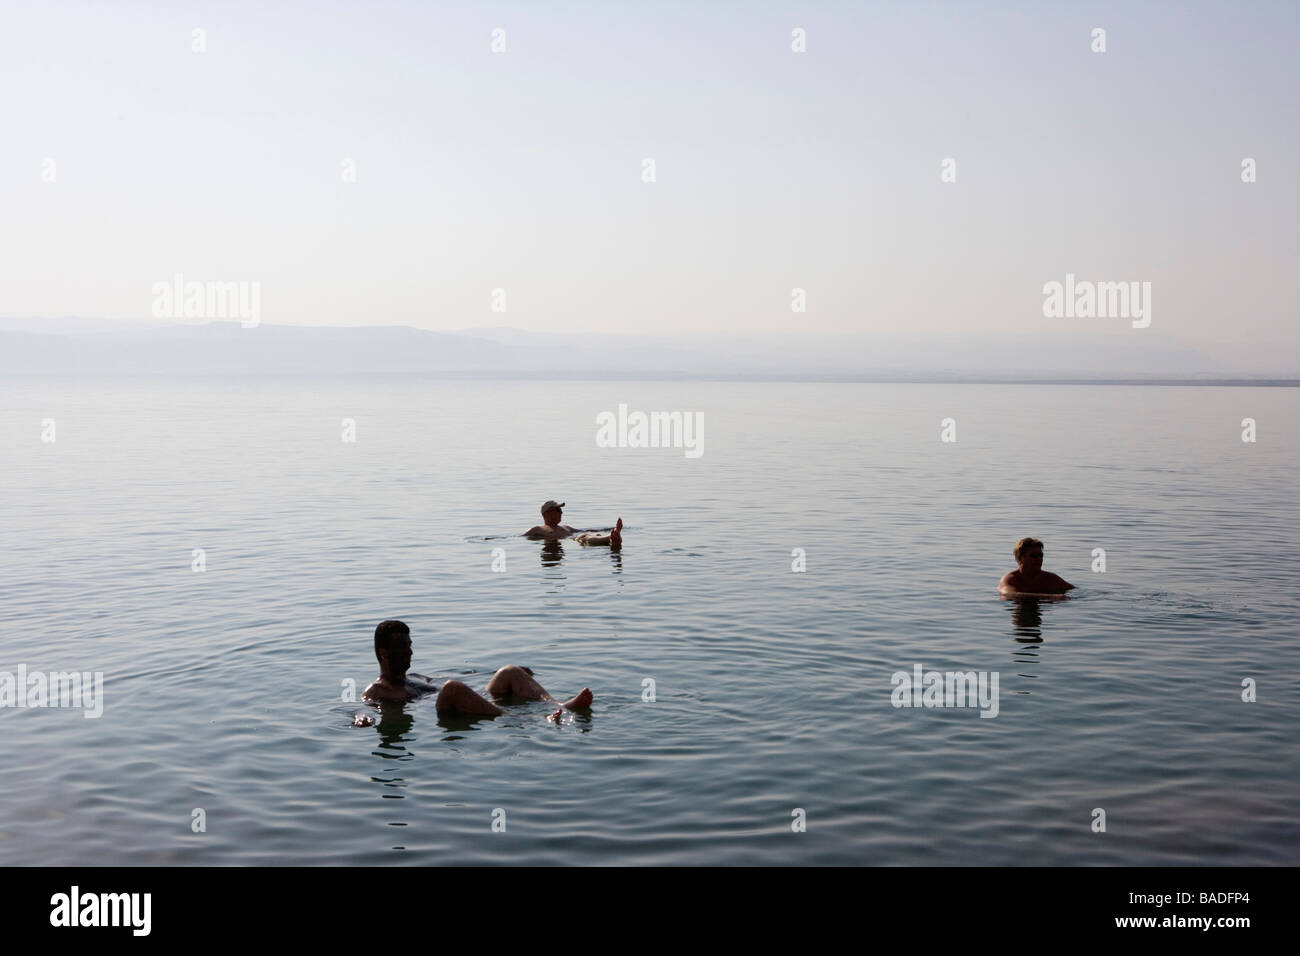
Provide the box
[1,380,1296,865]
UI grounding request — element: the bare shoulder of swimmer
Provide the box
[362,679,406,702]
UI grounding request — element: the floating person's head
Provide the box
[374,619,412,678]
[540,499,565,524]
[1014,537,1045,572]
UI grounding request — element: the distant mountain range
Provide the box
[0,318,1295,382]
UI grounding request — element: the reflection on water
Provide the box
[367,703,413,849]
[539,539,624,574]
[1009,597,1045,642]
[551,709,595,733]
[1006,597,1045,690]
[434,711,495,733]
[371,704,415,757]
[540,539,565,567]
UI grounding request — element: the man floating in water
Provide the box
[525,500,622,549]
[999,537,1075,597]
[357,620,593,722]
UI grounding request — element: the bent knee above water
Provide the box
[486,665,535,696]
[436,679,472,712]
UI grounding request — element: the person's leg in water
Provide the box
[436,679,505,717]
[576,518,622,548]
[486,664,594,711]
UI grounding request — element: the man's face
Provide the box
[1020,546,1044,574]
[543,507,562,525]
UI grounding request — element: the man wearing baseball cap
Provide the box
[526,500,622,548]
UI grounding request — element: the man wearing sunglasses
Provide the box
[999,537,1075,597]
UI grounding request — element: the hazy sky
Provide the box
[1,1,1296,357]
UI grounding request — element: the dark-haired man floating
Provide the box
[358,620,593,722]
[998,537,1075,597]
[525,500,622,548]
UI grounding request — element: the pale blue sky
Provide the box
[1,0,1295,359]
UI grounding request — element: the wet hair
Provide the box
[374,619,410,666]
[1014,537,1044,562]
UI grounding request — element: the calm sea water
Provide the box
[1,379,1296,865]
